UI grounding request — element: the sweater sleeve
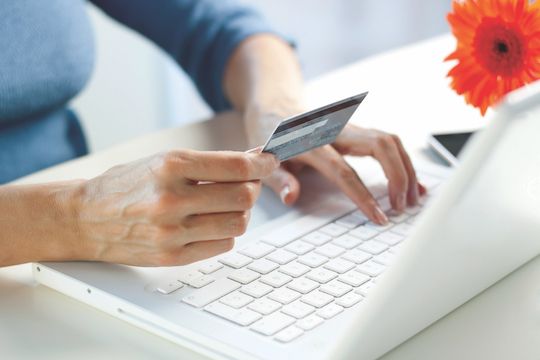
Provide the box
[90,0,283,111]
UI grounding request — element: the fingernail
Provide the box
[397,193,406,211]
[374,207,389,225]
[280,185,291,204]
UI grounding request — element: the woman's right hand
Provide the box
[72,149,279,266]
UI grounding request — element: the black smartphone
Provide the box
[427,131,474,166]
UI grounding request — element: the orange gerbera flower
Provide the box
[445,0,540,115]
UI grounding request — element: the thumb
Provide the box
[264,165,301,206]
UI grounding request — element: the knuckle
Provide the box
[390,133,401,143]
[375,134,395,150]
[148,191,178,220]
[157,150,190,179]
[231,155,253,179]
[151,225,178,248]
[237,182,260,208]
[328,156,343,170]
[338,165,358,184]
[239,211,251,232]
[223,238,235,251]
[230,212,250,236]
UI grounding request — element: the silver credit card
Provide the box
[262,92,368,161]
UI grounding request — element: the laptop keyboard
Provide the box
[152,176,441,344]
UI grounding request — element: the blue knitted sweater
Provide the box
[0,0,274,183]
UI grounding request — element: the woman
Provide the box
[0,0,424,267]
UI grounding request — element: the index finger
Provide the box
[303,146,389,225]
[167,150,279,182]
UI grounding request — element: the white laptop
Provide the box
[33,82,540,360]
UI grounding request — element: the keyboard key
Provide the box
[355,281,375,296]
[219,253,253,269]
[250,312,296,336]
[296,314,324,331]
[281,301,315,319]
[265,249,297,265]
[302,231,332,246]
[335,213,367,229]
[358,240,388,255]
[373,251,396,266]
[297,252,328,268]
[365,222,394,232]
[248,298,282,315]
[248,259,279,275]
[332,234,363,249]
[338,271,370,287]
[279,262,310,278]
[188,275,215,289]
[341,249,372,264]
[391,223,414,237]
[239,243,275,259]
[205,302,261,326]
[387,211,409,223]
[349,226,378,240]
[274,326,304,343]
[156,280,184,295]
[320,280,353,297]
[306,268,338,284]
[405,206,422,215]
[240,281,273,298]
[260,271,293,288]
[356,260,386,277]
[336,292,363,308]
[177,270,204,284]
[261,231,300,248]
[285,240,315,255]
[182,278,240,308]
[268,288,301,304]
[287,278,319,294]
[199,261,223,275]
[228,269,260,284]
[388,243,404,254]
[406,216,418,225]
[319,223,348,237]
[300,290,333,308]
[373,232,403,246]
[324,258,355,274]
[220,291,254,309]
[317,303,344,320]
[259,209,343,249]
[315,244,345,258]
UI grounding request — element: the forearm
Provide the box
[0,182,84,267]
[224,34,305,118]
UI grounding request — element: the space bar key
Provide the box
[182,278,240,308]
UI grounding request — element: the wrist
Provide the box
[34,180,91,263]
[49,179,90,261]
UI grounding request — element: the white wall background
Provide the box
[73,1,451,152]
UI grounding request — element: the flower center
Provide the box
[473,18,526,77]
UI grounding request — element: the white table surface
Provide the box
[2,34,540,360]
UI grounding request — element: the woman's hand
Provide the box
[245,107,425,226]
[74,150,279,266]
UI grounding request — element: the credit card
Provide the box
[262,92,368,161]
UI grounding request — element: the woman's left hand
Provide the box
[244,106,426,225]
